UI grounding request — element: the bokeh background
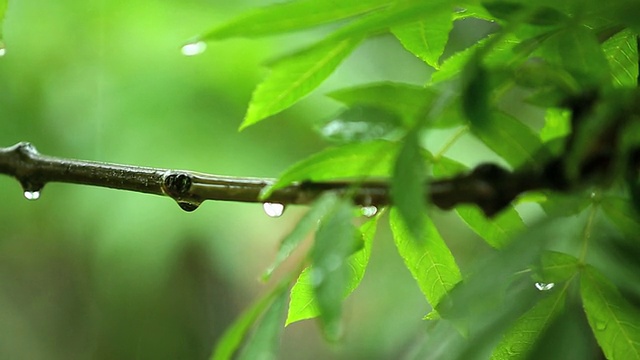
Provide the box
[0,1,503,359]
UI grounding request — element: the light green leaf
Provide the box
[327,82,437,123]
[391,8,453,69]
[433,157,525,248]
[286,212,380,325]
[491,290,567,360]
[540,107,571,143]
[198,0,392,40]
[311,198,356,339]
[237,289,288,360]
[602,28,638,88]
[211,280,289,360]
[581,266,640,360]
[242,37,361,129]
[264,140,399,196]
[389,208,461,307]
[262,193,340,281]
[470,112,543,168]
[539,251,580,283]
[391,131,428,240]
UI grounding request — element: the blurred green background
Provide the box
[0,1,497,359]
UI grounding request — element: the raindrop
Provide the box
[311,268,324,286]
[0,48,5,57]
[24,190,40,201]
[263,202,285,218]
[361,205,378,217]
[177,201,200,212]
[595,321,607,331]
[534,282,555,291]
[181,41,206,56]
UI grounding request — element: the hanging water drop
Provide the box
[263,202,285,218]
[24,190,40,201]
[177,201,200,212]
[534,282,554,291]
[181,41,206,56]
[361,205,378,217]
[0,41,6,57]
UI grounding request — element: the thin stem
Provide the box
[433,125,470,161]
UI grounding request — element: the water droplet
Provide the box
[24,190,40,201]
[534,282,555,291]
[595,321,607,331]
[263,202,285,218]
[361,205,378,217]
[311,268,324,286]
[0,48,6,57]
[177,201,200,212]
[181,41,206,56]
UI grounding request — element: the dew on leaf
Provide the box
[23,190,40,201]
[595,321,607,331]
[263,202,285,218]
[361,205,378,217]
[181,41,206,56]
[534,282,555,291]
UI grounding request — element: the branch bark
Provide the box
[0,141,627,216]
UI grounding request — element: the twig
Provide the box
[0,141,624,216]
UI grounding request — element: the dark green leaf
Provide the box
[581,266,640,360]
[317,106,403,143]
[389,208,462,307]
[601,196,640,235]
[264,140,399,197]
[286,211,381,325]
[391,131,428,240]
[539,251,580,283]
[470,112,543,168]
[391,8,453,69]
[433,157,525,248]
[237,288,289,360]
[602,28,638,88]
[311,198,357,339]
[262,193,340,281]
[211,280,289,360]
[327,82,437,123]
[198,0,392,40]
[462,56,491,128]
[482,1,568,26]
[241,37,361,129]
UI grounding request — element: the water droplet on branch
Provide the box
[263,202,285,218]
[24,190,40,201]
[534,282,554,291]
[361,205,378,217]
[181,41,206,56]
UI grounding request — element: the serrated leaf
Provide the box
[391,131,428,240]
[581,266,640,360]
[389,208,461,307]
[491,290,567,360]
[602,28,638,88]
[327,82,437,123]
[433,157,525,248]
[211,280,289,360]
[286,212,380,325]
[470,112,543,168]
[242,37,360,129]
[262,193,340,281]
[391,8,453,69]
[264,140,399,196]
[237,288,288,360]
[310,198,357,339]
[198,0,392,40]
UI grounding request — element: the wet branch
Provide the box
[0,141,628,216]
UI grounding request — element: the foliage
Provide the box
[193,0,640,358]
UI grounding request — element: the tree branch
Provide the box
[0,141,632,216]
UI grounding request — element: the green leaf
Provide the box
[211,280,289,360]
[539,251,580,283]
[310,198,357,339]
[389,208,462,307]
[327,82,437,123]
[265,140,399,196]
[391,8,453,69]
[491,290,567,360]
[581,266,640,360]
[198,0,392,40]
[482,1,568,26]
[237,289,289,360]
[433,157,525,249]
[540,107,571,143]
[317,106,403,143]
[470,112,543,168]
[262,193,340,281]
[286,211,381,325]
[602,28,639,88]
[391,131,428,240]
[241,37,361,129]
[601,196,640,235]
[0,0,7,49]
